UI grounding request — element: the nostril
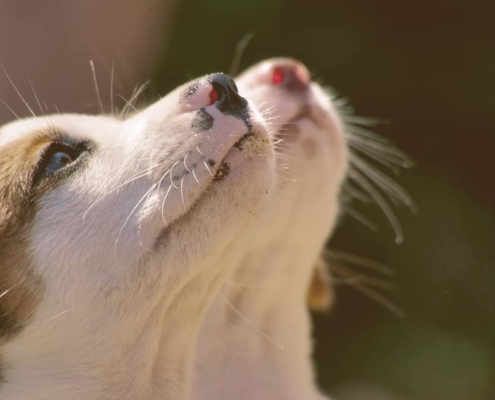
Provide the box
[210,74,247,112]
[183,73,243,111]
[269,61,311,92]
[209,88,219,105]
[272,67,286,85]
[211,81,230,105]
[210,75,239,100]
[209,75,237,105]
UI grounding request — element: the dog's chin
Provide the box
[152,133,272,254]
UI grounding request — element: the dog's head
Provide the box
[236,58,349,308]
[0,73,275,396]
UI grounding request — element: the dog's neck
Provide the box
[193,202,338,400]
[0,255,236,400]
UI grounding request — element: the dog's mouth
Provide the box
[213,158,231,181]
[233,133,255,150]
[213,132,255,182]
[152,129,270,251]
[211,132,254,181]
[213,131,271,182]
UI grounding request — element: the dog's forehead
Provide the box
[0,114,119,148]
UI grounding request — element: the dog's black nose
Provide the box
[209,74,248,116]
[183,73,252,130]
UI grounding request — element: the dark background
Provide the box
[1,0,494,398]
[155,1,495,399]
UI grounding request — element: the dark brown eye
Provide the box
[33,141,90,186]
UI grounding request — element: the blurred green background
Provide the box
[154,1,495,399]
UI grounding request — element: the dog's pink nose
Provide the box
[268,59,311,92]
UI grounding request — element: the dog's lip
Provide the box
[232,132,255,150]
[211,133,252,180]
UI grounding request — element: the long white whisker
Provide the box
[220,295,285,350]
[0,98,20,119]
[342,181,374,203]
[117,94,138,114]
[0,278,26,299]
[169,160,181,189]
[89,60,105,114]
[28,79,44,115]
[183,153,191,172]
[342,114,383,127]
[192,165,200,184]
[119,81,149,118]
[83,168,155,222]
[349,142,404,173]
[114,183,158,256]
[344,207,379,231]
[35,309,71,324]
[180,176,187,212]
[160,184,174,223]
[203,160,214,177]
[329,263,404,319]
[110,61,115,115]
[349,168,404,244]
[325,248,394,276]
[129,81,149,108]
[347,132,413,167]
[1,63,36,117]
[350,155,416,210]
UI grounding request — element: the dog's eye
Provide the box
[45,151,73,174]
[33,141,90,186]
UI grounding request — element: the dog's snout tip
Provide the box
[269,59,310,92]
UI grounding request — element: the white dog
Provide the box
[0,73,275,399]
[193,58,348,400]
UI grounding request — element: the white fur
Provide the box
[0,75,275,399]
[192,59,349,400]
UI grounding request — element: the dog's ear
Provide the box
[307,256,335,312]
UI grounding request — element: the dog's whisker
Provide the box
[89,60,105,114]
[1,63,36,117]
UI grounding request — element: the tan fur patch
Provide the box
[307,256,334,312]
[0,129,58,340]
